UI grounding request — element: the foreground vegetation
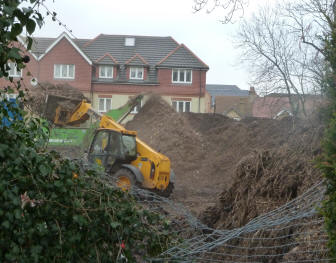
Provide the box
[0,1,172,262]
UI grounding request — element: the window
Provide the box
[99,65,113,79]
[1,93,18,101]
[172,100,191,112]
[98,97,112,113]
[130,99,142,114]
[172,69,192,84]
[8,62,22,77]
[125,37,135,46]
[54,64,75,79]
[130,67,144,80]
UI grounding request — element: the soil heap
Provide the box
[126,95,324,216]
[127,95,325,262]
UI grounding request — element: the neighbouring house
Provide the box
[252,93,324,119]
[206,84,257,120]
[1,32,210,118]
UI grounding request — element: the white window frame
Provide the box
[54,64,75,79]
[99,65,114,79]
[8,62,22,78]
[172,69,192,84]
[130,67,144,80]
[130,99,143,114]
[172,100,191,113]
[98,97,112,113]
[125,37,135,46]
[1,93,18,101]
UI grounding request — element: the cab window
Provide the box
[91,131,109,153]
[121,135,136,157]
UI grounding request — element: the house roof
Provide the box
[36,32,92,65]
[125,53,148,66]
[96,53,119,65]
[30,33,208,70]
[252,97,292,118]
[206,84,249,97]
[30,36,90,58]
[157,44,208,69]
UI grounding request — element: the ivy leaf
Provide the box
[10,23,22,39]
[34,13,44,28]
[110,222,121,229]
[2,221,10,229]
[3,5,15,16]
[26,19,36,35]
[14,209,22,219]
[8,48,21,60]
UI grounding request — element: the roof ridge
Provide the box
[83,33,103,47]
[169,36,180,45]
[97,33,172,39]
[96,53,119,64]
[125,53,148,65]
[156,44,182,66]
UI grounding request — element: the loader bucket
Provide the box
[44,94,85,126]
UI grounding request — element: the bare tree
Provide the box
[236,4,323,117]
[283,0,336,95]
[284,0,336,55]
[193,0,249,23]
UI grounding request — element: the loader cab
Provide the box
[88,129,137,171]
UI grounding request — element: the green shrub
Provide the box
[0,98,172,262]
[320,22,336,262]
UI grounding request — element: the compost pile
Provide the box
[25,82,87,120]
[126,95,324,216]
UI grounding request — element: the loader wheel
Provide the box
[158,182,174,198]
[115,169,136,192]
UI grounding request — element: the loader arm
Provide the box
[54,99,171,191]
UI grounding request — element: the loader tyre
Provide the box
[115,168,136,192]
[159,182,174,198]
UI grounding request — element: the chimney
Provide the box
[249,86,256,95]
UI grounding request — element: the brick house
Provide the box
[2,32,210,116]
[252,94,324,119]
[206,84,257,120]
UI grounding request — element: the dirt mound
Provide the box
[126,96,325,261]
[25,82,87,120]
[126,95,323,216]
[126,95,205,195]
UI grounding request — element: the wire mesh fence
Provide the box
[97,173,330,262]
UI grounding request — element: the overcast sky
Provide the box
[33,0,270,91]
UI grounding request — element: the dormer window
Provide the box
[125,37,135,46]
[130,67,144,80]
[99,65,113,79]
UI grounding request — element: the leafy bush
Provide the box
[320,20,336,262]
[0,99,172,262]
